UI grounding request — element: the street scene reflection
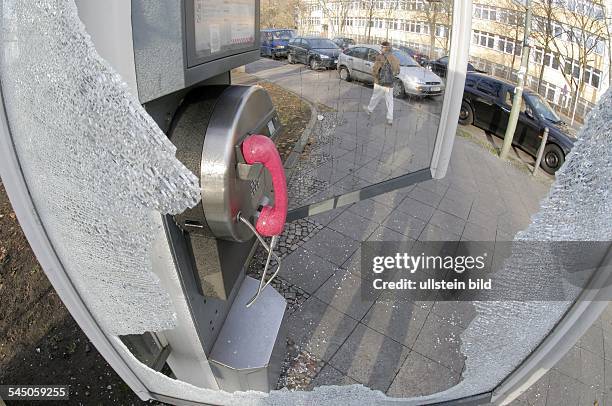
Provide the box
[239,1,454,210]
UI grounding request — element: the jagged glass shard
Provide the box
[439,88,612,400]
[0,0,200,335]
[107,91,611,405]
[408,90,612,403]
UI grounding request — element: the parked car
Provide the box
[287,37,341,69]
[332,37,355,50]
[337,44,444,98]
[427,55,481,77]
[260,28,295,58]
[397,45,429,66]
[459,73,575,174]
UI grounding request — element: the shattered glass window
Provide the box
[0,0,201,335]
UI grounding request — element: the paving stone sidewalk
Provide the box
[279,136,610,404]
[239,58,605,404]
[280,133,552,398]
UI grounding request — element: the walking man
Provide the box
[364,41,400,125]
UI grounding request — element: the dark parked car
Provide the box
[260,28,295,58]
[427,56,480,77]
[459,73,575,174]
[287,37,340,70]
[398,45,429,66]
[332,37,355,50]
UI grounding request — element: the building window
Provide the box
[562,59,602,88]
[497,36,521,56]
[566,0,605,19]
[499,9,524,26]
[538,81,559,104]
[551,21,564,38]
[564,58,581,80]
[473,30,495,49]
[406,0,424,11]
[532,46,543,64]
[406,20,428,34]
[584,66,601,88]
[543,50,560,69]
[474,4,497,21]
[435,24,448,38]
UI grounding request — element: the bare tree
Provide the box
[362,0,377,43]
[550,0,607,123]
[530,0,565,92]
[295,0,316,35]
[500,0,529,80]
[601,2,612,86]
[261,0,304,29]
[439,0,453,54]
[418,0,453,59]
[383,0,400,41]
[315,0,353,37]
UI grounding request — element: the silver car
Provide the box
[337,44,445,98]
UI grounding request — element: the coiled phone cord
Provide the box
[237,212,282,307]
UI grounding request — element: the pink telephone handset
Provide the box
[241,134,287,237]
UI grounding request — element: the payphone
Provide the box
[170,85,284,301]
[74,0,288,393]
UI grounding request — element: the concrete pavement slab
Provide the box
[412,313,465,373]
[578,324,605,358]
[315,269,381,321]
[461,221,498,241]
[367,225,413,242]
[579,347,604,392]
[387,351,460,398]
[329,323,410,392]
[382,211,428,240]
[286,297,359,362]
[395,197,437,222]
[418,224,461,241]
[308,364,359,389]
[544,369,584,406]
[347,199,396,224]
[279,249,340,295]
[362,299,429,348]
[300,228,359,266]
[427,210,467,236]
[407,186,445,207]
[437,196,473,220]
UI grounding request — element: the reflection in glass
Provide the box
[252,0,454,211]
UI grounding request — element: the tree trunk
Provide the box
[537,59,545,94]
[510,22,520,80]
[428,16,436,59]
[429,29,435,59]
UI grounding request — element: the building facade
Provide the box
[298,0,610,123]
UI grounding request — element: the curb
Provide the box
[281,91,318,179]
[233,69,327,179]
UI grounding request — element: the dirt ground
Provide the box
[0,84,310,405]
[0,181,152,405]
[257,81,312,161]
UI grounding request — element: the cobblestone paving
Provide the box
[287,113,344,209]
[246,218,324,314]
